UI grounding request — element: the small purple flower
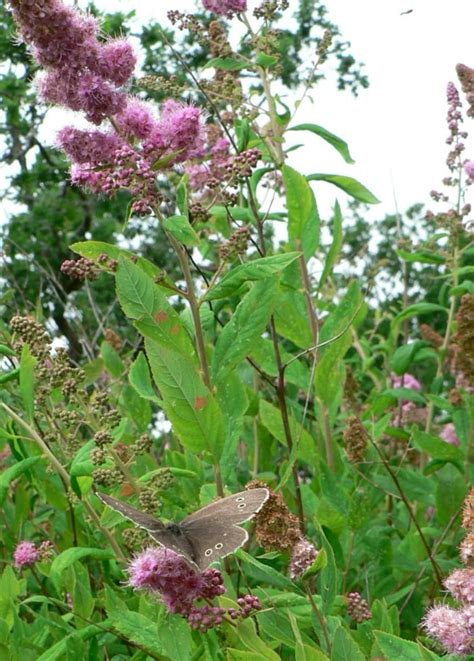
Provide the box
[202,0,247,16]
[14,541,40,569]
[94,39,137,86]
[465,160,474,180]
[128,547,225,615]
[57,127,124,165]
[288,538,318,579]
[115,101,157,140]
[146,100,205,162]
[445,568,474,605]
[423,604,474,655]
[440,423,460,447]
[391,373,422,391]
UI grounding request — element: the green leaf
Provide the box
[373,631,427,661]
[237,549,302,593]
[314,281,362,406]
[297,644,329,661]
[106,609,165,656]
[71,240,161,280]
[37,623,107,661]
[100,341,123,378]
[163,214,199,247]
[319,202,343,290]
[301,548,327,580]
[19,343,36,421]
[289,124,354,164]
[129,352,160,403]
[259,399,318,466]
[256,53,278,68]
[204,252,301,301]
[382,388,426,405]
[205,57,248,71]
[397,249,445,265]
[157,615,193,661]
[212,279,278,383]
[0,566,21,628]
[390,341,427,375]
[306,174,379,204]
[50,548,113,589]
[394,303,448,323]
[145,339,225,460]
[0,367,20,385]
[331,627,365,661]
[283,165,320,260]
[315,522,338,614]
[274,288,313,348]
[116,258,195,359]
[176,175,189,218]
[0,457,41,506]
[411,429,463,462]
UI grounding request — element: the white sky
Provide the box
[86,0,474,222]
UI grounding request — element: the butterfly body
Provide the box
[97,488,269,570]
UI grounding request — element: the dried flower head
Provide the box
[463,487,474,530]
[343,415,368,464]
[14,541,40,569]
[456,63,474,118]
[246,480,301,551]
[454,294,474,384]
[202,0,247,17]
[288,539,318,579]
[460,531,474,566]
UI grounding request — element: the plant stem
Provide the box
[370,437,444,588]
[305,584,332,654]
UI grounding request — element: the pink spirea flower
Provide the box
[391,373,422,391]
[465,161,474,180]
[115,101,157,140]
[423,605,474,655]
[57,127,124,165]
[146,100,205,162]
[14,541,40,569]
[127,547,225,615]
[94,39,137,86]
[202,0,247,16]
[440,423,460,446]
[288,539,318,579]
[445,568,474,605]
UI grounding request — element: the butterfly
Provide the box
[96,488,269,571]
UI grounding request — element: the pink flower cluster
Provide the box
[423,569,474,654]
[127,547,261,629]
[391,373,422,391]
[440,422,460,446]
[14,541,40,568]
[288,538,318,579]
[465,161,474,180]
[10,0,206,217]
[202,0,247,17]
[10,0,135,124]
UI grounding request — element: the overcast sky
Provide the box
[77,0,474,223]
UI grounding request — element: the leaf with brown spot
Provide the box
[194,395,207,410]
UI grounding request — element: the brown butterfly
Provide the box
[97,488,269,570]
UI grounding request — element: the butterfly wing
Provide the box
[180,488,269,570]
[96,492,197,564]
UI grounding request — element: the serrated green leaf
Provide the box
[204,252,300,301]
[331,627,365,661]
[205,57,247,71]
[373,631,424,660]
[259,399,318,466]
[129,352,160,403]
[100,341,124,378]
[163,214,199,247]
[283,165,320,260]
[145,339,225,459]
[411,429,463,462]
[212,279,278,383]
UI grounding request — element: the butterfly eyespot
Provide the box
[238,502,246,509]
[235,496,245,502]
[205,549,213,557]
[215,543,223,550]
